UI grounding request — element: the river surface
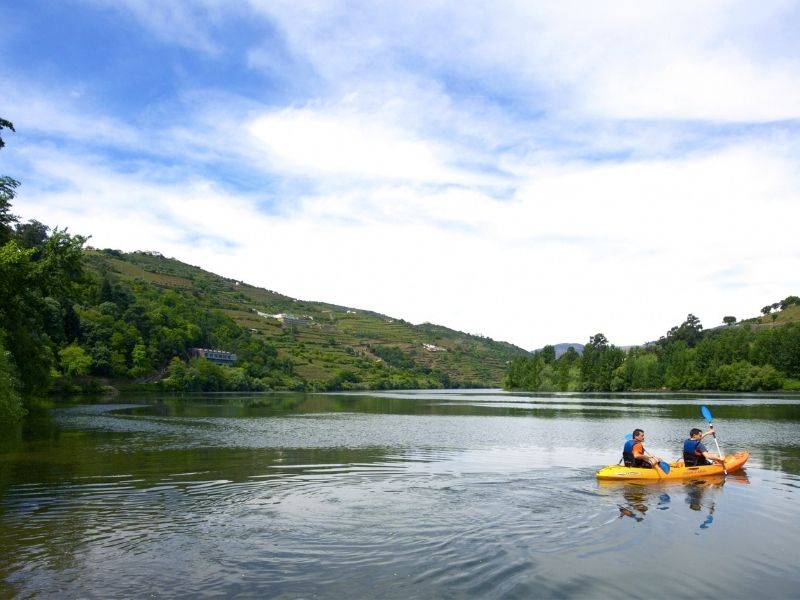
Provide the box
[1,390,799,599]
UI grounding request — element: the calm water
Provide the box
[1,390,799,599]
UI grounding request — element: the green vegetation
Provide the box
[505,305,800,392]
[0,117,529,418]
[2,234,529,414]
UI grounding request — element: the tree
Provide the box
[662,313,704,347]
[1,118,20,244]
[723,316,737,326]
[780,296,800,310]
[0,117,14,149]
[15,220,50,248]
[0,337,25,420]
[0,177,19,243]
[130,342,153,377]
[59,343,92,379]
[0,230,87,395]
[580,333,624,391]
[540,345,556,364]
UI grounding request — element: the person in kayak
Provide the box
[683,428,723,466]
[622,429,663,468]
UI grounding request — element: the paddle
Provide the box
[700,405,727,475]
[624,434,670,474]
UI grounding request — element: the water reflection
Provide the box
[110,391,800,421]
[600,471,750,529]
[1,391,799,599]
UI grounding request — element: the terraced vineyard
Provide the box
[86,249,530,388]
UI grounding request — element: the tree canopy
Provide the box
[505,309,800,393]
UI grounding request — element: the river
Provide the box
[1,390,798,598]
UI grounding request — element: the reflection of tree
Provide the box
[758,447,800,476]
[0,410,404,596]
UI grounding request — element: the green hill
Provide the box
[82,248,530,391]
[505,299,800,393]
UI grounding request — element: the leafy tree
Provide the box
[723,316,736,326]
[716,361,783,391]
[780,296,800,310]
[505,354,545,390]
[558,347,580,365]
[1,118,20,244]
[580,333,624,391]
[0,337,25,420]
[0,117,14,149]
[0,177,19,244]
[620,348,662,390]
[540,345,556,364]
[0,231,87,395]
[662,313,704,347]
[59,343,92,379]
[15,220,50,248]
[89,342,112,375]
[130,342,153,377]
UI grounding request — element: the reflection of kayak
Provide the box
[596,470,751,490]
[595,451,750,481]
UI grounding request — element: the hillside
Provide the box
[506,299,800,393]
[742,303,800,329]
[83,249,530,389]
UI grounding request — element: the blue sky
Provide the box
[2,0,799,349]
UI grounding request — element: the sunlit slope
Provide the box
[85,249,530,386]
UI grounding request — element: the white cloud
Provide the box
[14,134,800,349]
[5,0,800,351]
[248,106,458,184]
[251,0,800,122]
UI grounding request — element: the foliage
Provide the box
[504,347,581,392]
[579,333,625,391]
[59,343,92,378]
[715,361,783,391]
[661,313,703,347]
[0,233,88,395]
[0,337,25,420]
[506,309,800,392]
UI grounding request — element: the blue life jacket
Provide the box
[622,439,644,467]
[683,439,709,466]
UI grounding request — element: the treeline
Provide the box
[0,118,301,418]
[505,308,800,393]
[1,118,481,419]
[0,218,300,419]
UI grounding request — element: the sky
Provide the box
[2,0,799,351]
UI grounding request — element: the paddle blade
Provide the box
[625,433,633,441]
[659,461,671,474]
[701,405,713,422]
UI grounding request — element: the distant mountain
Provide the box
[553,343,584,358]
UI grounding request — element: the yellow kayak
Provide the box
[595,451,750,481]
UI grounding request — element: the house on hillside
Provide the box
[254,311,310,326]
[423,343,446,352]
[190,348,237,365]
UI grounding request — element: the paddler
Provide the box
[682,428,724,466]
[622,429,663,468]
